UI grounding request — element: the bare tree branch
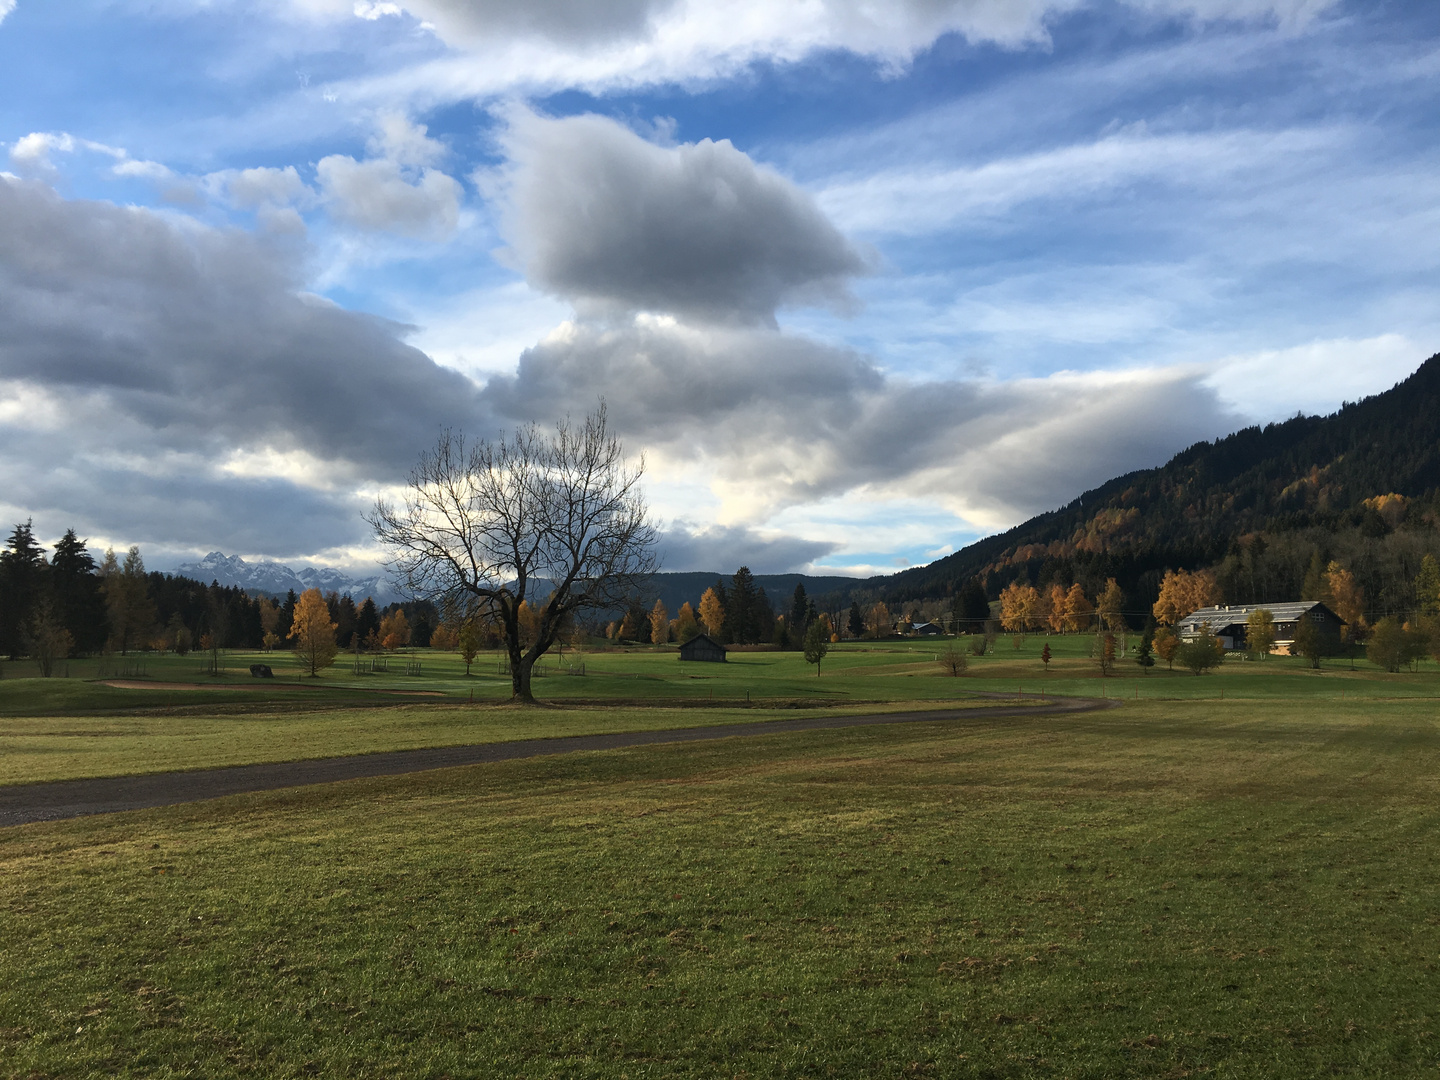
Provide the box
[367,403,657,702]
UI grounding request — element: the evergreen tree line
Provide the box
[0,522,428,666]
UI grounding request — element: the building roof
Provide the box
[1177,601,1341,632]
[679,633,727,652]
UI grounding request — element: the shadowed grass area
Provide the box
[2,699,1438,1077]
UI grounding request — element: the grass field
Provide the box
[3,698,1439,1077]
[3,633,1437,714]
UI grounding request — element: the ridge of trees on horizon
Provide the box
[0,521,433,669]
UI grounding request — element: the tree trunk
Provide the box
[510,652,536,702]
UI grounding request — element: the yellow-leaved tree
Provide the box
[698,588,726,638]
[1063,583,1093,633]
[998,581,1039,633]
[379,609,411,651]
[1097,578,1125,633]
[1324,561,1366,641]
[1151,569,1219,625]
[649,599,669,644]
[1046,583,1068,633]
[674,601,700,642]
[289,588,338,676]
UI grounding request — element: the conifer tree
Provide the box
[0,520,47,659]
[790,583,809,639]
[50,530,107,654]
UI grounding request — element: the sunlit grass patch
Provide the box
[2,700,1438,1077]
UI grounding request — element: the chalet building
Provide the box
[678,633,728,663]
[1176,601,1345,651]
[910,621,942,636]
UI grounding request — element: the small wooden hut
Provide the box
[678,633,728,663]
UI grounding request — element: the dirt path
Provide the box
[0,697,1115,827]
[100,680,445,696]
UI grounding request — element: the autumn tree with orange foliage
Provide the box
[378,609,411,651]
[1063,583,1093,632]
[649,599,669,644]
[289,588,338,676]
[1324,561,1367,640]
[1152,569,1219,625]
[998,581,1042,633]
[1096,578,1125,633]
[698,588,726,639]
[1046,583,1068,633]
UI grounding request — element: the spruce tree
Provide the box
[50,529,107,654]
[0,520,47,658]
[790,583,809,641]
[847,601,864,639]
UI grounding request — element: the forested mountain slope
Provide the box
[882,352,1440,614]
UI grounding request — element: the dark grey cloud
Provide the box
[656,523,839,575]
[499,110,870,325]
[0,175,493,556]
[0,176,486,470]
[393,0,676,45]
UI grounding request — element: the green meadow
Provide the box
[3,636,1440,1076]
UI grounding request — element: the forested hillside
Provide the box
[882,352,1440,619]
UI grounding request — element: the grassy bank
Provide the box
[2,699,1438,1077]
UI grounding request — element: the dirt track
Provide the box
[0,697,1114,827]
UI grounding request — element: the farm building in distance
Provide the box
[1176,601,1345,651]
[678,634,727,663]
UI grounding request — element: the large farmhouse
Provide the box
[1176,601,1345,651]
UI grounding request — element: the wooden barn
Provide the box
[678,633,728,663]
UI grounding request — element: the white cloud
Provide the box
[316,155,461,238]
[0,1,14,25]
[294,0,1339,106]
[498,109,868,324]
[315,114,462,239]
[222,164,312,208]
[818,125,1341,236]
[1206,334,1427,421]
[8,132,78,172]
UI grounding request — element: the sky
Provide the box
[1,0,1437,578]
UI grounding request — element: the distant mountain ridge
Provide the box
[169,552,403,606]
[166,553,869,615]
[879,351,1440,608]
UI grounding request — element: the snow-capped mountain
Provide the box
[169,552,403,606]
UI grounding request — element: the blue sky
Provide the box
[1,0,1437,576]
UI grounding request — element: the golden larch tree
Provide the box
[1062,583,1093,633]
[289,588,338,676]
[1046,583,1068,633]
[379,609,411,650]
[698,588,726,638]
[1152,569,1219,625]
[649,599,669,644]
[1324,561,1366,640]
[998,581,1040,633]
[1096,578,1125,633]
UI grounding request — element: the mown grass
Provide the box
[0,699,1001,787]
[2,699,1439,1078]
[4,634,1438,718]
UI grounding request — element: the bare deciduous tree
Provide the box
[369,406,657,703]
